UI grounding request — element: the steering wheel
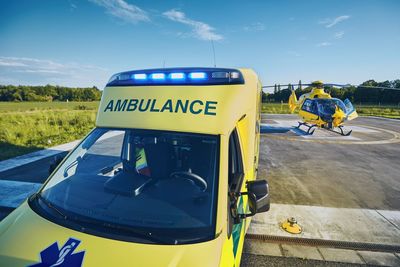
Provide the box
[169,171,207,192]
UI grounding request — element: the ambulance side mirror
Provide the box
[231,180,270,223]
[247,180,270,213]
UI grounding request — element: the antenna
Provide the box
[163,60,165,68]
[211,40,216,67]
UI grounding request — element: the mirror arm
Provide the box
[229,191,257,222]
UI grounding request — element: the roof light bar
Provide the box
[106,68,245,86]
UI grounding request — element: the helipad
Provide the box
[261,116,400,145]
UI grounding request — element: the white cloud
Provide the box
[287,51,301,57]
[0,56,109,88]
[334,31,345,39]
[319,15,350,28]
[163,9,223,41]
[89,0,149,24]
[316,42,331,47]
[243,22,265,32]
[0,59,27,67]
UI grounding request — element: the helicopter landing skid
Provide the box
[324,126,353,136]
[296,122,316,135]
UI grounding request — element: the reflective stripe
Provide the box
[232,197,244,257]
[135,147,151,176]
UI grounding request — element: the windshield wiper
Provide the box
[35,193,68,220]
[66,214,177,245]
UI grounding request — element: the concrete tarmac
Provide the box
[259,114,400,210]
[241,253,364,267]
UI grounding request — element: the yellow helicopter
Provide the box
[264,81,358,136]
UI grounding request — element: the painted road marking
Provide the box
[0,180,41,208]
[261,122,400,145]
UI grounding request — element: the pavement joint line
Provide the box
[316,247,325,261]
[376,209,400,231]
[395,253,400,260]
[355,250,367,264]
[278,244,284,257]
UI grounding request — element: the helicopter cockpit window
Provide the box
[36,128,220,244]
[301,99,317,114]
[343,99,355,115]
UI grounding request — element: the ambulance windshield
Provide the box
[36,128,219,244]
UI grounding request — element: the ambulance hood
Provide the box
[0,203,223,267]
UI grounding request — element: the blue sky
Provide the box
[0,0,399,90]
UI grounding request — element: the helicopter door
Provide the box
[299,99,319,121]
[343,99,358,120]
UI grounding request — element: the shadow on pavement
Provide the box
[0,142,43,161]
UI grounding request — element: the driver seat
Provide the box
[144,142,173,179]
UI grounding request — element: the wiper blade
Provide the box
[103,222,178,245]
[68,214,176,244]
[36,193,68,220]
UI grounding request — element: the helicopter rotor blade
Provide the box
[262,84,312,89]
[323,83,352,87]
[357,85,400,91]
[263,83,400,91]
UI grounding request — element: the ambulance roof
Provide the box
[96,67,259,135]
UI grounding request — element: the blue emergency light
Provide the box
[132,74,147,80]
[106,68,244,86]
[169,72,185,80]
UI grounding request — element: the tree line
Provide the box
[263,79,400,104]
[0,85,102,102]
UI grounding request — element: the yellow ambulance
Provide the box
[0,67,270,267]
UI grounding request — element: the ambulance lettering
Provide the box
[104,99,217,116]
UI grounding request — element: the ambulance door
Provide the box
[226,128,247,267]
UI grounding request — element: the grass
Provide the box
[261,103,291,114]
[0,101,99,112]
[262,102,400,119]
[0,102,98,160]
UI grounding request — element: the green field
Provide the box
[0,101,399,161]
[0,101,99,112]
[0,102,99,160]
